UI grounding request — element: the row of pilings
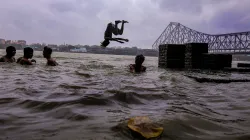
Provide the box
[158,43,232,70]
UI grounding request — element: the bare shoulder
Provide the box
[0,56,5,62]
[47,59,58,66]
[129,64,135,68]
[16,57,22,63]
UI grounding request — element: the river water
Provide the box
[0,50,250,140]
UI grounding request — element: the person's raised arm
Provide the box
[104,37,125,43]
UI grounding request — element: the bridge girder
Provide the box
[152,22,250,53]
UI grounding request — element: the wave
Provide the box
[107,89,170,101]
[0,98,18,105]
[17,99,65,111]
[107,90,144,105]
[235,135,250,140]
[75,71,92,78]
[167,105,245,124]
[84,64,114,69]
[122,86,164,92]
[46,107,88,121]
[16,96,113,111]
[0,114,20,125]
[59,84,88,89]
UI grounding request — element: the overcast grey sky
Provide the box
[0,0,250,48]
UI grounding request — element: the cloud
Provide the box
[0,0,249,48]
[208,0,250,33]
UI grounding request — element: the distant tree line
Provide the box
[0,44,158,57]
[0,44,23,50]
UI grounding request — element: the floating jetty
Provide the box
[224,67,250,72]
[185,75,250,83]
[237,63,250,68]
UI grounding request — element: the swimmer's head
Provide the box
[23,47,34,59]
[6,46,16,57]
[43,46,52,58]
[135,54,145,65]
[101,40,110,48]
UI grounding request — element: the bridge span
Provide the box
[152,22,250,54]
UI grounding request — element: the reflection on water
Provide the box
[0,50,250,140]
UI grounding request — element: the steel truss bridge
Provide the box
[152,22,250,54]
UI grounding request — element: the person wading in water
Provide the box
[129,54,146,73]
[0,46,16,63]
[43,46,58,66]
[17,47,36,65]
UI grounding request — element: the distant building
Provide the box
[48,44,57,47]
[5,40,11,44]
[51,48,59,51]
[30,46,39,49]
[47,44,58,50]
[30,43,42,46]
[17,40,26,46]
[0,38,5,44]
[70,48,87,53]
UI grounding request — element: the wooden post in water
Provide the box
[158,43,232,70]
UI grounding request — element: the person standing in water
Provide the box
[0,46,16,63]
[129,54,146,73]
[17,47,36,65]
[101,20,129,48]
[43,46,58,66]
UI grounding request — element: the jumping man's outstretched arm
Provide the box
[105,37,128,42]
[112,37,129,42]
[105,37,126,43]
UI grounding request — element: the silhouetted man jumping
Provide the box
[101,20,129,48]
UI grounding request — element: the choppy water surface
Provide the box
[0,50,250,140]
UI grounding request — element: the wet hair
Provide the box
[101,40,110,47]
[134,54,145,72]
[6,46,16,53]
[44,46,52,55]
[135,54,145,65]
[24,47,33,53]
[24,47,33,57]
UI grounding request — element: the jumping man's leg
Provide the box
[116,40,125,44]
[118,21,124,35]
[113,20,122,35]
[117,20,129,35]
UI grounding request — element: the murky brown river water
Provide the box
[0,50,250,140]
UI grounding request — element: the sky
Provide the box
[0,0,250,49]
